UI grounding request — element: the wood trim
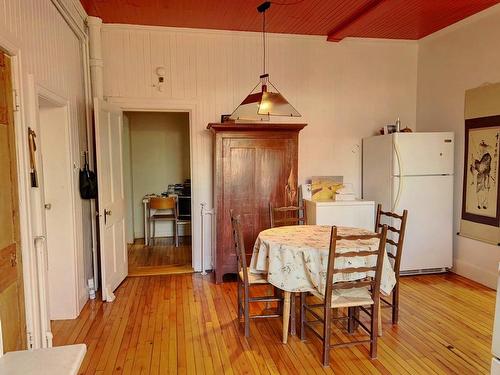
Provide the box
[461,115,500,227]
[207,122,307,132]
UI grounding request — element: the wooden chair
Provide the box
[268,203,306,335]
[269,203,307,228]
[300,225,388,366]
[230,210,284,337]
[149,196,178,247]
[375,204,408,324]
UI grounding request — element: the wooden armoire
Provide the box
[207,122,306,283]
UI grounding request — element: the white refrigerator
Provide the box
[362,132,454,273]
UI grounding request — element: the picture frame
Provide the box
[461,115,500,226]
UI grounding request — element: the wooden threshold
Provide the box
[128,264,194,277]
[128,235,192,277]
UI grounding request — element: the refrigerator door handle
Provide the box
[393,142,403,211]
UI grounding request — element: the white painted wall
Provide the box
[417,5,500,289]
[0,0,91,342]
[101,24,418,270]
[128,111,190,239]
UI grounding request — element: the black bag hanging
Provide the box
[79,152,98,199]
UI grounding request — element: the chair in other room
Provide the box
[230,210,283,337]
[375,204,408,324]
[149,196,178,247]
[300,225,388,366]
[269,203,307,228]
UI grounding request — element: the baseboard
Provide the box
[453,258,498,289]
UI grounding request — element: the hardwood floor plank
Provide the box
[52,273,495,375]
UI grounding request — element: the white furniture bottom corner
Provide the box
[0,344,86,375]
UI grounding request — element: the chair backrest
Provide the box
[375,204,408,275]
[149,196,176,210]
[230,210,249,284]
[324,225,388,307]
[269,203,306,228]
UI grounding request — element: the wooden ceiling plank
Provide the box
[80,0,500,40]
[326,0,385,42]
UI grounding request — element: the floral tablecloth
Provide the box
[250,225,396,297]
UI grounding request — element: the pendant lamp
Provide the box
[229,1,301,121]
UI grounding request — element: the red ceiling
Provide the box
[80,0,500,41]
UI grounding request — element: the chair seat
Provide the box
[239,268,269,285]
[311,287,374,308]
[150,214,176,220]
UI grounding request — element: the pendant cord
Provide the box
[262,10,266,75]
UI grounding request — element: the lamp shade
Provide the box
[229,74,300,121]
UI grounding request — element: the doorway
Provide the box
[123,111,193,276]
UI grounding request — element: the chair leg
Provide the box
[290,292,296,336]
[392,283,399,324]
[152,220,156,245]
[237,281,242,321]
[378,302,383,337]
[174,220,179,247]
[244,285,250,337]
[300,292,306,340]
[370,304,379,359]
[347,307,355,333]
[274,287,283,314]
[322,307,331,367]
[353,306,360,330]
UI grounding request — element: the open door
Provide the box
[94,98,127,302]
[0,52,27,351]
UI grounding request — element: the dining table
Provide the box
[250,224,396,343]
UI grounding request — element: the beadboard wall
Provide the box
[0,0,91,317]
[101,24,418,271]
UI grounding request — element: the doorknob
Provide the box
[44,203,52,210]
[104,209,112,224]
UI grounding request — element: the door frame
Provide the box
[106,97,199,271]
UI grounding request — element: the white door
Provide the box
[393,132,454,176]
[393,175,453,272]
[94,98,127,302]
[38,105,79,320]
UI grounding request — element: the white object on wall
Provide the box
[305,199,375,231]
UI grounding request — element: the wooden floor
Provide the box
[52,273,495,374]
[128,237,193,276]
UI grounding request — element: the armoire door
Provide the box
[220,137,297,277]
[0,52,27,351]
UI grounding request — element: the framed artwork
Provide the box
[311,176,343,202]
[461,115,500,226]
